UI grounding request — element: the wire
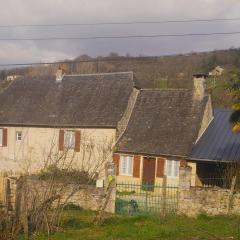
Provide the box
[1,31,240,41]
[1,17,240,28]
[0,56,162,67]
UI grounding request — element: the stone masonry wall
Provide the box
[116,88,139,140]
[178,166,240,216]
[4,178,115,214]
[0,163,116,214]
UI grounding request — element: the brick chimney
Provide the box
[56,66,65,82]
[193,74,207,101]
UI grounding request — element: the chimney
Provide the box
[193,73,207,101]
[56,66,65,82]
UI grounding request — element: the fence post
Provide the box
[178,166,192,214]
[145,187,148,212]
[227,175,236,213]
[160,175,167,218]
[0,172,4,204]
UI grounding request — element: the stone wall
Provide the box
[178,166,240,216]
[2,177,115,214]
[196,94,213,140]
[116,88,139,140]
[0,163,116,214]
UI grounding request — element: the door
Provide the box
[142,157,156,190]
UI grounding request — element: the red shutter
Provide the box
[2,128,8,147]
[180,160,187,167]
[59,130,64,151]
[156,158,165,178]
[113,153,120,175]
[133,155,141,178]
[74,130,81,152]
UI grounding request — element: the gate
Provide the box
[115,181,178,215]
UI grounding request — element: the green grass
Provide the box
[26,210,240,240]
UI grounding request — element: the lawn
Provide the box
[27,209,240,240]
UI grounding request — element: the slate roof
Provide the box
[116,89,208,157]
[0,72,135,127]
[191,109,240,162]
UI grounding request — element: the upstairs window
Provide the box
[16,131,22,141]
[120,155,133,176]
[165,160,180,178]
[64,130,76,149]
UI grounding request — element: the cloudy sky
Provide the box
[0,0,240,65]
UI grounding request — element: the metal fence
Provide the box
[115,181,178,215]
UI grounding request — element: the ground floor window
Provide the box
[165,160,180,177]
[120,155,133,176]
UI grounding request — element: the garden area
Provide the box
[22,208,240,240]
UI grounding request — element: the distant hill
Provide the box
[2,47,240,108]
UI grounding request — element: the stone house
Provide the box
[0,71,136,173]
[113,74,213,186]
[0,70,226,186]
[209,66,224,76]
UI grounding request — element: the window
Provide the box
[165,160,180,177]
[64,131,75,149]
[16,131,22,141]
[120,155,133,176]
[0,128,2,146]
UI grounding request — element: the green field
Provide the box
[25,209,240,240]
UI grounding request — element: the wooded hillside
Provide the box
[2,47,240,107]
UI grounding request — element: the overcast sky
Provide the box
[0,0,240,65]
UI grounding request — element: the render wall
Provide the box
[0,126,115,174]
[116,154,197,186]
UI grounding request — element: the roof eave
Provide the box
[0,123,117,129]
[189,157,236,163]
[114,149,188,159]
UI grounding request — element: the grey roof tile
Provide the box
[116,89,208,156]
[0,72,135,127]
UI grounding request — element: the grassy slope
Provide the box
[28,210,240,240]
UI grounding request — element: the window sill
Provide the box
[166,176,179,179]
[119,174,133,177]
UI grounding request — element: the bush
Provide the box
[39,166,97,185]
[63,203,83,211]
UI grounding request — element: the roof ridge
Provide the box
[65,71,133,77]
[140,88,190,91]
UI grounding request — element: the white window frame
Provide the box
[16,131,22,141]
[165,160,180,178]
[0,128,3,147]
[64,130,75,149]
[120,155,133,176]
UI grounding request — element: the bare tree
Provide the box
[0,131,114,239]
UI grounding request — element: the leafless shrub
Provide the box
[0,132,114,238]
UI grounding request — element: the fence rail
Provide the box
[116,181,178,215]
